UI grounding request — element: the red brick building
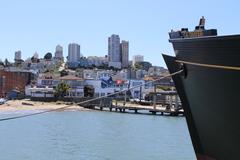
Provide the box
[0,70,33,97]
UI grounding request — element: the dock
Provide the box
[79,96,184,116]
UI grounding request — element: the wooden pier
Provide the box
[98,101,183,116]
[79,96,184,116]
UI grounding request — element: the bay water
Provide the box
[0,111,195,160]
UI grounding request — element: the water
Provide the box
[0,111,195,160]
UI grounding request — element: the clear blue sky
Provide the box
[0,0,239,67]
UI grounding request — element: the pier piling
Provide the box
[80,93,183,116]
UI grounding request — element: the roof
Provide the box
[38,73,60,80]
[59,75,84,81]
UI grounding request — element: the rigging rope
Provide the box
[0,69,183,122]
[176,60,240,71]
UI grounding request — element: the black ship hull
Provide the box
[163,35,240,160]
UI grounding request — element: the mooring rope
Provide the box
[0,69,183,122]
[176,60,240,71]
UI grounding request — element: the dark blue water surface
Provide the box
[0,111,195,160]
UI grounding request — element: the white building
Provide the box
[129,80,145,99]
[132,55,144,66]
[37,73,60,87]
[59,75,85,97]
[14,50,21,60]
[96,70,114,80]
[85,79,128,97]
[68,43,80,62]
[108,34,121,68]
[120,40,129,68]
[55,45,63,60]
[28,86,55,98]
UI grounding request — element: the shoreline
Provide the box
[0,99,91,113]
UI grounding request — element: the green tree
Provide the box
[54,82,70,98]
[134,62,141,70]
[44,52,52,60]
[4,58,10,67]
[84,85,94,97]
[134,61,152,71]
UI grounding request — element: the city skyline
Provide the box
[5,42,140,62]
[0,0,239,66]
[6,40,142,65]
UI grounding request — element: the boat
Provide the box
[163,16,240,159]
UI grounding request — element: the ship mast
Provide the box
[198,16,205,30]
[199,16,205,27]
[195,16,205,30]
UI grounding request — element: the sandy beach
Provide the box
[0,99,90,113]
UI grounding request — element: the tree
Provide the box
[31,56,39,63]
[134,61,152,71]
[4,58,10,67]
[44,52,52,60]
[54,82,70,98]
[0,60,4,67]
[84,85,94,97]
[134,62,141,70]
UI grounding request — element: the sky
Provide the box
[0,0,239,67]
